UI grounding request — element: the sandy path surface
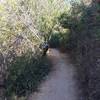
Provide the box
[28,49,79,100]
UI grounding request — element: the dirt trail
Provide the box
[28,49,79,100]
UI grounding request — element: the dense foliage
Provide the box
[0,0,100,100]
[6,51,51,98]
[0,0,69,99]
[57,1,100,100]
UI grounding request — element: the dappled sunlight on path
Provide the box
[28,49,79,100]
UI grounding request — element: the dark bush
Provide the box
[57,1,100,100]
[5,51,51,98]
[49,33,60,48]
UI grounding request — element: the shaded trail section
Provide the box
[28,49,79,100]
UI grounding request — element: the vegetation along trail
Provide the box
[28,49,80,100]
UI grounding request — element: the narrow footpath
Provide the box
[28,49,80,100]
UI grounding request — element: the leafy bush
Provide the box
[49,26,70,49]
[49,33,60,48]
[6,51,51,98]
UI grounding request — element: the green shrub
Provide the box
[49,28,70,49]
[49,33,60,48]
[6,51,51,98]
